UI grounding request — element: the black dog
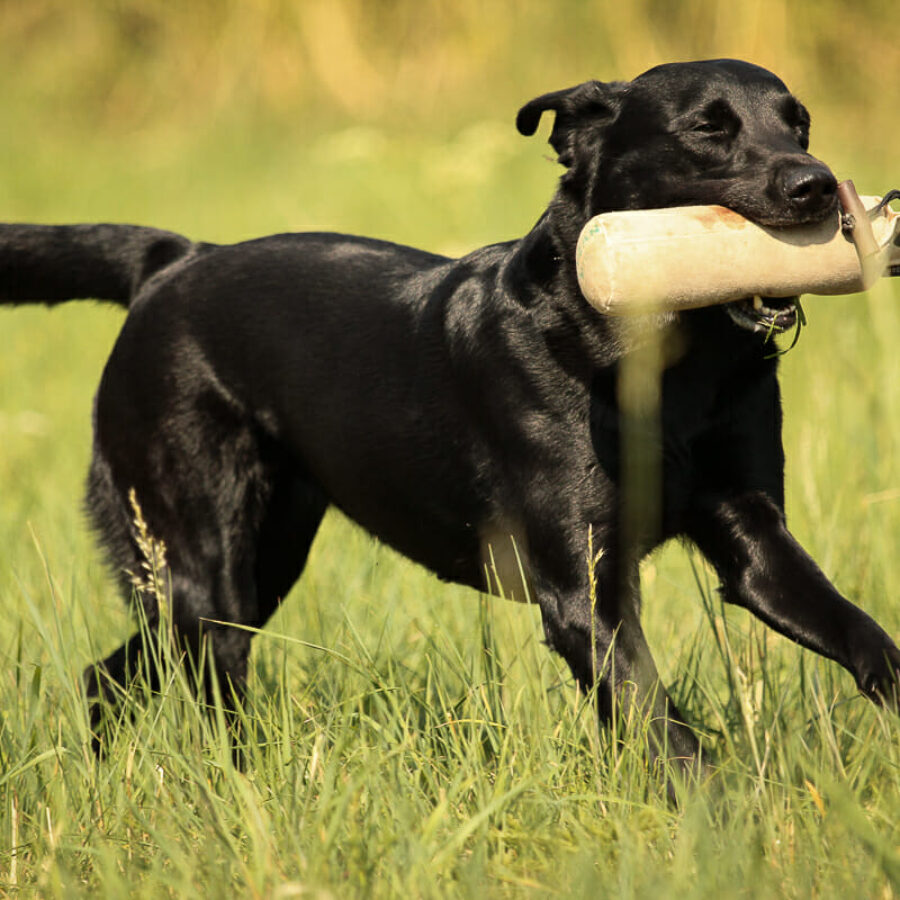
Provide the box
[3,59,898,772]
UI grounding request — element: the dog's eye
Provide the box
[693,122,722,134]
[686,100,739,143]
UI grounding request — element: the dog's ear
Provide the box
[516,81,621,167]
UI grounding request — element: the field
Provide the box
[1,2,900,896]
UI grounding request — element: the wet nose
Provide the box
[781,163,838,218]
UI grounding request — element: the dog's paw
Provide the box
[855,641,900,710]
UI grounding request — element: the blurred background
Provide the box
[3,0,899,239]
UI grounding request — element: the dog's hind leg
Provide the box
[82,447,262,747]
[82,397,327,750]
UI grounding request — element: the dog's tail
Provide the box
[0,223,194,309]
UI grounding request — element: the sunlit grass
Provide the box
[2,507,899,895]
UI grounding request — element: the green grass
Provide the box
[2,50,900,897]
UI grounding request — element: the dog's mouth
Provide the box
[725,295,799,333]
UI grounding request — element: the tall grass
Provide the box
[2,3,900,895]
[2,506,899,896]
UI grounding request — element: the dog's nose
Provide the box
[782,164,838,217]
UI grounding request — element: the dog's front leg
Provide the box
[536,553,702,776]
[688,491,900,705]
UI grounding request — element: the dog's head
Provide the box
[518,60,838,333]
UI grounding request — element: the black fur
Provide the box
[2,59,898,771]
